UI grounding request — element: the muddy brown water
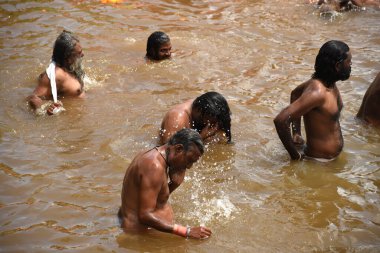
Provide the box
[0,0,379,252]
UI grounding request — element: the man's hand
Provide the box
[292,133,305,147]
[47,102,65,115]
[200,122,219,140]
[188,226,212,239]
[168,169,186,193]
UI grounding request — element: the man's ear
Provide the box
[335,61,341,72]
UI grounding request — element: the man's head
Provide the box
[167,128,204,171]
[146,31,172,61]
[312,40,351,85]
[52,30,85,84]
[191,92,232,142]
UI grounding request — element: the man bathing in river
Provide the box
[27,30,85,115]
[159,91,232,144]
[145,31,172,62]
[119,129,212,239]
[314,0,380,12]
[274,40,352,161]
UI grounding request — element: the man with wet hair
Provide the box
[159,91,232,144]
[357,72,380,126]
[145,31,172,61]
[274,40,352,161]
[27,30,85,115]
[316,0,380,12]
[119,128,212,239]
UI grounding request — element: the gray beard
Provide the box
[69,57,85,85]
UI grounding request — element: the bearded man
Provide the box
[27,30,85,115]
[145,31,172,62]
[274,40,352,161]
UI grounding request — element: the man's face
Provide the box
[68,42,85,80]
[170,144,202,171]
[156,41,172,60]
[192,111,219,132]
[70,42,84,64]
[338,51,352,81]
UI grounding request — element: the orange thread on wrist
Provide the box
[173,224,187,237]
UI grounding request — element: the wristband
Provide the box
[173,224,187,237]
[186,226,191,238]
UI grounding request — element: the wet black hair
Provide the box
[168,128,204,155]
[146,31,170,60]
[312,40,350,85]
[52,30,79,69]
[192,91,232,142]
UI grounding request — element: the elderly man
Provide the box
[274,40,352,161]
[119,129,212,239]
[159,91,232,144]
[27,30,85,115]
[357,72,380,126]
[145,31,172,61]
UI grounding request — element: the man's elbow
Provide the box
[273,113,285,128]
[26,95,41,110]
[138,211,152,226]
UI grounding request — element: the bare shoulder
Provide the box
[370,72,380,90]
[304,79,326,92]
[37,71,50,87]
[54,66,69,83]
[137,150,165,178]
[165,100,192,120]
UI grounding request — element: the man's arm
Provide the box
[138,161,212,239]
[351,0,380,7]
[290,84,306,143]
[138,163,173,232]
[274,85,325,160]
[27,73,52,110]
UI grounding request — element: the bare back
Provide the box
[159,99,193,144]
[357,72,380,126]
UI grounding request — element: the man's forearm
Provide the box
[27,95,44,110]
[274,116,301,160]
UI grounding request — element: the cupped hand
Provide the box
[168,169,185,188]
[188,226,212,239]
[292,133,305,147]
[47,102,63,115]
[200,123,219,140]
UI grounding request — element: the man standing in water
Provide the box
[315,0,380,12]
[357,72,380,126]
[119,129,212,239]
[274,40,352,161]
[27,30,85,115]
[145,31,172,61]
[159,91,232,144]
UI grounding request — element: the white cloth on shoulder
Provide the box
[44,61,65,115]
[46,61,58,103]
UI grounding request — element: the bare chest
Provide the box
[156,181,170,207]
[57,73,83,97]
[315,90,343,120]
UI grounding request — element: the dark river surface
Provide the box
[0,0,379,252]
